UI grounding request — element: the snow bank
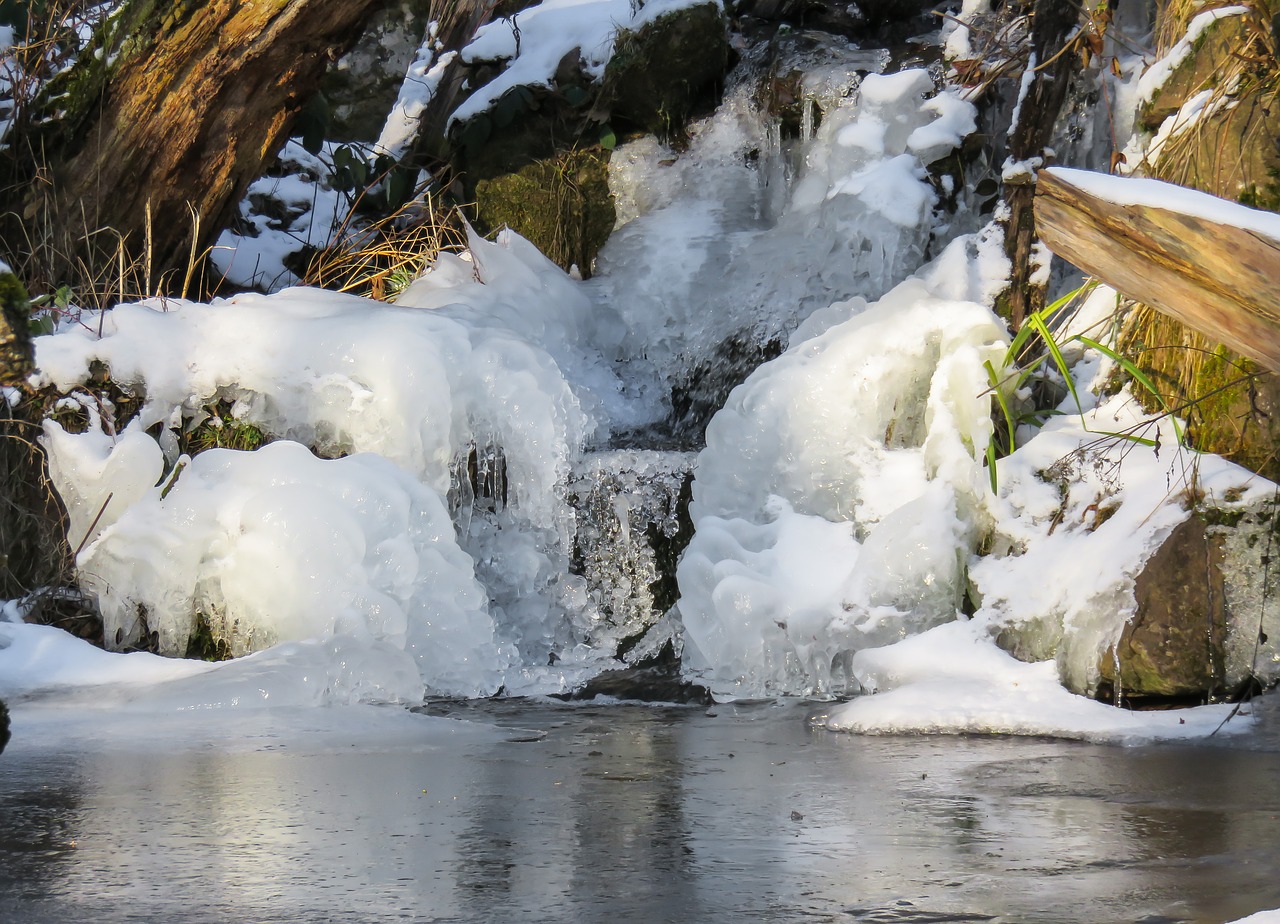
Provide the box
[813,619,1252,745]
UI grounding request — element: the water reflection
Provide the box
[3,700,1280,923]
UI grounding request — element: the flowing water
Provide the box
[3,697,1280,924]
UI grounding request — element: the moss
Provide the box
[185,613,234,661]
[601,2,729,141]
[473,147,614,275]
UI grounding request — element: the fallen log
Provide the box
[1034,166,1280,374]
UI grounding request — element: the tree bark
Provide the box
[1002,0,1081,329]
[1035,168,1280,374]
[2,0,385,291]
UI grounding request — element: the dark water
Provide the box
[2,698,1280,924]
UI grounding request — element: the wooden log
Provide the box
[1034,167,1280,374]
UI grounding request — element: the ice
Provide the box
[677,273,1008,697]
[589,68,976,429]
[32,229,624,697]
[66,439,510,698]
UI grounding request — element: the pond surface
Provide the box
[2,697,1280,923]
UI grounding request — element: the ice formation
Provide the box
[9,0,1275,747]
[588,67,977,428]
[678,269,1008,696]
[34,229,622,697]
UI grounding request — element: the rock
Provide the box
[555,642,713,704]
[473,147,615,276]
[1096,516,1227,703]
[601,3,731,138]
[1214,496,1280,691]
[319,0,440,142]
[0,699,9,755]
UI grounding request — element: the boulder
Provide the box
[0,699,8,755]
[1096,516,1227,703]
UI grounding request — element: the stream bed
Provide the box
[3,698,1280,923]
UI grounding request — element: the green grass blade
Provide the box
[984,359,1017,456]
[1028,312,1083,414]
[1076,335,1186,446]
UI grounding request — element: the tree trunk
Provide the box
[1002,0,1081,329]
[2,0,385,292]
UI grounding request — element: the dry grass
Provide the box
[301,183,469,301]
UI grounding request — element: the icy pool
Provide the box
[3,698,1280,923]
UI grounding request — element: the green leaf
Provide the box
[387,167,414,210]
[599,125,617,150]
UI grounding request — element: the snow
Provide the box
[813,619,1251,744]
[450,0,719,126]
[210,141,349,291]
[375,46,455,160]
[1135,5,1249,106]
[1231,913,1280,924]
[1047,166,1280,243]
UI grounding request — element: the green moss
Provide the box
[0,271,28,314]
[473,147,614,275]
[601,2,729,141]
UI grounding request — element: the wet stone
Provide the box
[567,450,695,656]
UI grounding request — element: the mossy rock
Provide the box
[601,2,729,139]
[1139,12,1256,131]
[473,147,614,275]
[1096,516,1228,704]
[1117,4,1280,480]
